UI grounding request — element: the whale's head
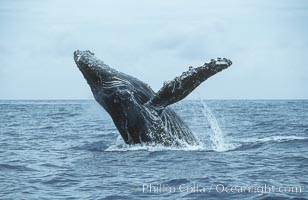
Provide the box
[74,49,131,101]
[74,50,117,87]
[74,49,152,110]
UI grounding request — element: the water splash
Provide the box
[199,101,234,152]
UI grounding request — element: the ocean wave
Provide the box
[242,135,308,143]
[230,135,308,151]
[256,135,308,142]
[0,163,36,172]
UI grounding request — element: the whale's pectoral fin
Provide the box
[145,58,232,110]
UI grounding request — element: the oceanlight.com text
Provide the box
[133,183,303,194]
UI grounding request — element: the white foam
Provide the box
[105,142,204,152]
[103,135,204,151]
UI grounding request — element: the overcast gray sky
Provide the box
[1,0,307,99]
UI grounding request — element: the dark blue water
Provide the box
[0,100,307,200]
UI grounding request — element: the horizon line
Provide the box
[0,98,307,101]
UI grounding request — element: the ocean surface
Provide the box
[0,100,307,200]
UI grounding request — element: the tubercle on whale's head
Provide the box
[74,50,94,65]
[74,50,115,86]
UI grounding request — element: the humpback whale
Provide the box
[74,50,232,146]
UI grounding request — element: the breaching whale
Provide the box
[74,50,232,146]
